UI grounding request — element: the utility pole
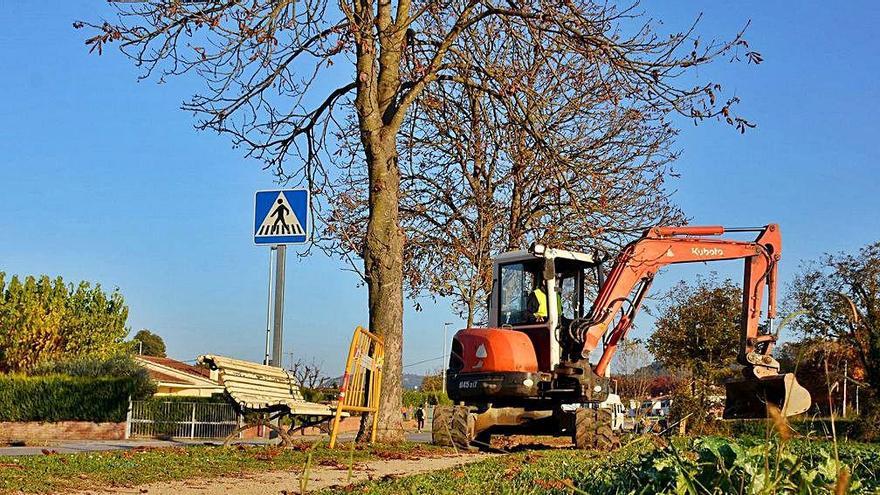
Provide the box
[271,245,287,367]
[442,322,453,392]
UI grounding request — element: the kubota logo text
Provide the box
[692,247,724,256]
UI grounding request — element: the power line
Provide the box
[403,355,445,368]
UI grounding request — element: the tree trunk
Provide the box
[465,291,476,328]
[361,132,406,443]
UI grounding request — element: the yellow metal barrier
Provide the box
[329,326,384,448]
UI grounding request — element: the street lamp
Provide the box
[442,322,454,392]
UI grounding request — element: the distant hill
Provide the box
[402,373,425,389]
[632,361,667,376]
[322,372,425,389]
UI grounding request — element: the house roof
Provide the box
[135,355,222,390]
[147,369,193,385]
[137,355,211,378]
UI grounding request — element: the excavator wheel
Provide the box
[573,408,620,450]
[431,405,474,449]
[431,406,453,446]
[449,405,474,450]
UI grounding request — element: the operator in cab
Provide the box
[527,277,563,323]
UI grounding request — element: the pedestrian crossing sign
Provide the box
[254,189,309,245]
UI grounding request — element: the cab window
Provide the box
[498,262,538,325]
[558,273,577,320]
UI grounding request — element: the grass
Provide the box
[0,441,441,494]
[322,436,880,495]
[3,432,878,494]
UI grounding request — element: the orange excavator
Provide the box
[432,224,811,449]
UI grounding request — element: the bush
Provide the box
[32,354,155,400]
[667,386,728,435]
[0,374,136,422]
[713,416,863,441]
[301,387,326,403]
[849,414,880,442]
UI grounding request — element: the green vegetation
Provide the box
[335,437,879,494]
[0,355,155,423]
[401,373,452,407]
[0,442,441,494]
[31,354,155,400]
[0,273,129,372]
[402,389,451,407]
[131,329,167,357]
[647,275,742,433]
[788,240,880,432]
[0,374,136,423]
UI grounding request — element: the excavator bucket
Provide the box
[723,373,811,420]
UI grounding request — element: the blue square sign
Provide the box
[254,189,309,245]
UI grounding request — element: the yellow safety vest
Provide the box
[533,288,548,319]
[532,288,564,320]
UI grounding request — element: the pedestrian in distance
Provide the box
[415,405,425,431]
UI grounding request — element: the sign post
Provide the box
[254,189,309,368]
[264,247,275,365]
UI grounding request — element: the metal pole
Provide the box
[264,247,275,365]
[843,361,848,418]
[190,403,196,439]
[271,245,287,367]
[125,396,132,440]
[856,385,860,415]
[442,322,452,392]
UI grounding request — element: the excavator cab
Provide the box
[493,249,598,328]
[489,247,600,371]
[446,247,602,404]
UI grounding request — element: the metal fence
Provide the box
[127,400,240,439]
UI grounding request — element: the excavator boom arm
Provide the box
[578,224,781,377]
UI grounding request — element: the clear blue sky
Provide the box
[1,1,878,376]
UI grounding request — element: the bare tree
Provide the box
[290,357,324,390]
[79,0,758,441]
[326,12,758,325]
[614,338,652,376]
[613,338,653,400]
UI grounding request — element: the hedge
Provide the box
[0,374,136,423]
[140,394,228,405]
[32,354,155,400]
[728,417,861,439]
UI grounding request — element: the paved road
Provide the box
[0,431,433,456]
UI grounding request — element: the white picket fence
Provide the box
[126,400,241,439]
